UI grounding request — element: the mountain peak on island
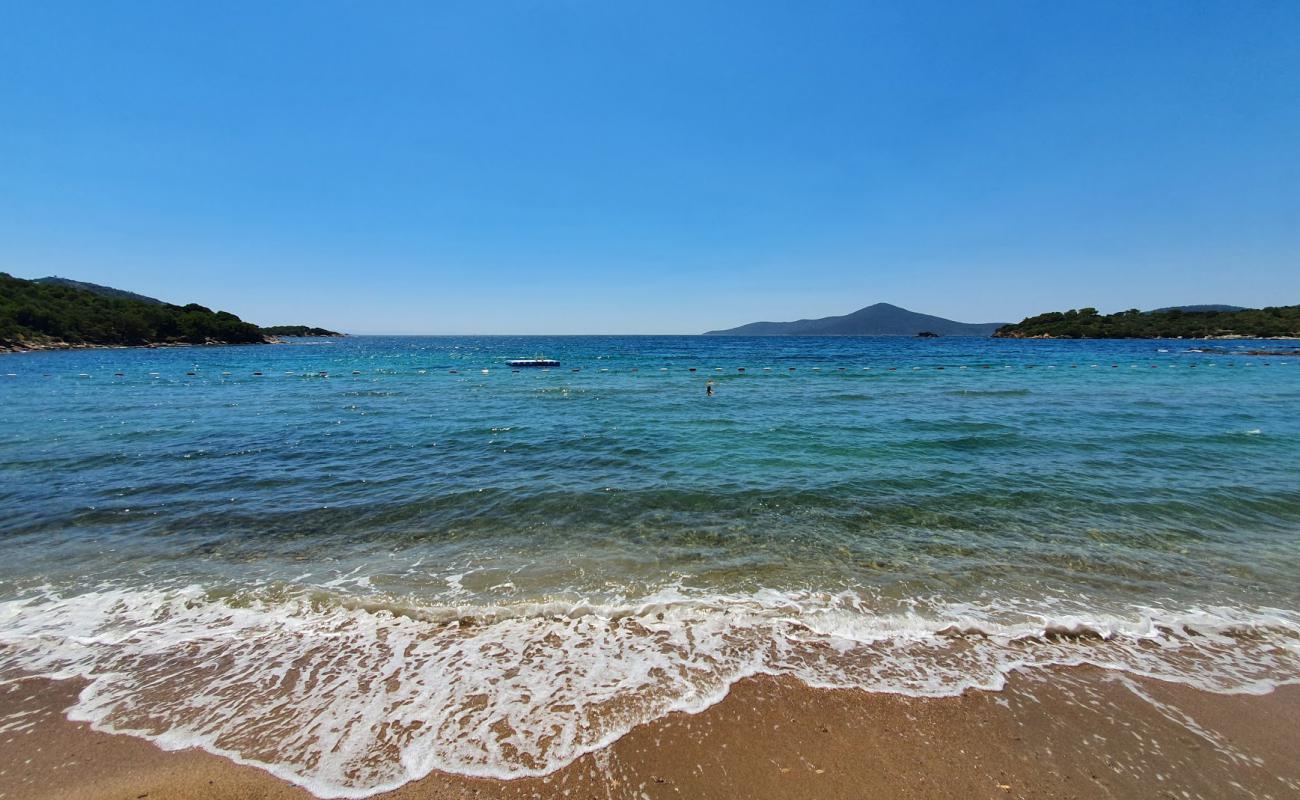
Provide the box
[703,303,1006,336]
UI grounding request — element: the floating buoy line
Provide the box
[6,359,1296,381]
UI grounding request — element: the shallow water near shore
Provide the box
[2,335,1299,797]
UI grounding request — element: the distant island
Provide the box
[704,303,1006,336]
[260,325,344,337]
[995,305,1300,339]
[1,272,341,352]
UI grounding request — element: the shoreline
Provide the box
[993,333,1300,341]
[0,335,349,355]
[0,339,272,355]
[4,666,1297,800]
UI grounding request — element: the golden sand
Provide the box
[3,666,1297,800]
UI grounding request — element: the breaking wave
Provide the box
[2,584,1298,798]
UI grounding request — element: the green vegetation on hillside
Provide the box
[995,306,1300,339]
[34,276,164,305]
[1,272,266,349]
[260,325,343,337]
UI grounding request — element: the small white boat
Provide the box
[507,358,560,368]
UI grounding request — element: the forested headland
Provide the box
[995,306,1300,339]
[2,272,267,351]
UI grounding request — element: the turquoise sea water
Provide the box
[2,336,1299,796]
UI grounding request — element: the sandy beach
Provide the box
[4,665,1297,800]
[7,1,1300,797]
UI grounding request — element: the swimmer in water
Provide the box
[706,380,714,397]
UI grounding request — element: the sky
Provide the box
[1,2,1298,334]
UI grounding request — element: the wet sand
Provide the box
[2,666,1297,800]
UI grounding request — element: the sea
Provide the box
[1,335,1298,798]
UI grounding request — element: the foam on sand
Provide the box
[1,585,1298,798]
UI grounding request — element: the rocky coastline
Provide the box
[0,336,274,355]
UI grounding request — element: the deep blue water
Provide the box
[2,335,1299,795]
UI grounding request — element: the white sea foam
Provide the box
[1,585,1298,798]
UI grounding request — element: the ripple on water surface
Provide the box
[1,336,1299,796]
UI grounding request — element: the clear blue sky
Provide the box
[2,2,1297,334]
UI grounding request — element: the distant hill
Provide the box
[35,276,164,305]
[1149,304,1246,314]
[995,305,1300,339]
[704,303,1005,336]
